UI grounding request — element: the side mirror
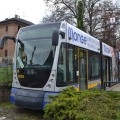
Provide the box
[52,29,59,46]
[52,29,65,46]
[0,35,16,49]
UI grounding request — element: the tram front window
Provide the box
[16,24,59,88]
[17,39,53,68]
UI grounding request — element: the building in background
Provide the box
[0,15,33,64]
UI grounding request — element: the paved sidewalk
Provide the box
[107,83,120,92]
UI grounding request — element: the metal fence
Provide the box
[103,81,120,90]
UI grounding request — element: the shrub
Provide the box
[44,87,120,120]
[0,66,13,88]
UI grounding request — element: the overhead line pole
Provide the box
[77,0,86,91]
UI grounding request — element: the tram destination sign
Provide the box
[102,43,113,57]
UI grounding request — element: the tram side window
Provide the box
[88,51,100,80]
[57,43,67,86]
[67,44,77,84]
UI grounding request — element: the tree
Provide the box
[43,0,77,23]
[93,0,120,48]
[77,0,84,30]
[43,0,120,49]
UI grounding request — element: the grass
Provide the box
[0,102,13,108]
[0,102,44,120]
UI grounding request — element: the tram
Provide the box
[0,21,117,110]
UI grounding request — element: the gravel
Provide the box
[0,103,44,120]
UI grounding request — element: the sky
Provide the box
[0,0,118,24]
[0,0,46,24]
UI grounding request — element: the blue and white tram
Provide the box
[0,21,116,110]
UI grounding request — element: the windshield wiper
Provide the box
[29,45,36,65]
[28,64,41,67]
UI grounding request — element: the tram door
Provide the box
[104,58,110,86]
[78,49,87,90]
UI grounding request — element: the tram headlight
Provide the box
[14,76,17,80]
[51,74,55,77]
[46,84,51,88]
[49,79,54,83]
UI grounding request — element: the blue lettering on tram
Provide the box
[68,27,87,44]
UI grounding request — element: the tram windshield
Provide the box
[16,23,60,88]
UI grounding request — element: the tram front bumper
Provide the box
[10,88,45,110]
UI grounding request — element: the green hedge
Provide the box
[0,66,13,86]
[44,87,120,120]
